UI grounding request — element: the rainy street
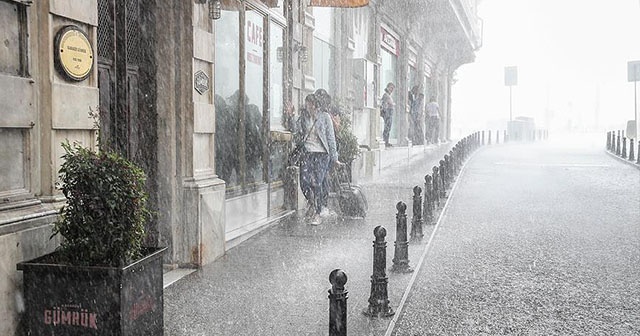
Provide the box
[164,133,640,335]
[392,134,640,335]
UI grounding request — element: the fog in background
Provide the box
[451,0,640,137]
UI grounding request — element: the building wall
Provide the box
[0,1,99,334]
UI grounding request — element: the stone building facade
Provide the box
[0,0,480,334]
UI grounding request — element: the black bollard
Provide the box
[622,137,627,159]
[630,138,635,161]
[410,186,424,241]
[504,130,508,143]
[637,140,640,164]
[329,269,348,336]
[439,160,447,196]
[364,226,394,318]
[606,132,610,150]
[496,130,500,144]
[392,202,413,273]
[488,130,492,144]
[423,175,434,223]
[432,166,440,207]
[616,131,621,155]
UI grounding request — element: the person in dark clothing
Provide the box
[380,82,395,147]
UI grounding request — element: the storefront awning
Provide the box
[309,0,369,8]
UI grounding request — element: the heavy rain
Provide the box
[1,0,639,335]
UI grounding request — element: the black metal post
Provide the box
[504,130,508,143]
[607,131,611,151]
[622,137,627,159]
[364,226,394,318]
[496,130,500,144]
[630,138,635,161]
[423,175,433,223]
[329,269,348,336]
[616,131,621,155]
[410,186,424,242]
[488,130,492,144]
[481,131,485,145]
[432,166,440,208]
[637,140,640,164]
[439,160,447,196]
[392,202,413,273]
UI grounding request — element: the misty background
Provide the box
[451,0,640,137]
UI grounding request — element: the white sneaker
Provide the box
[310,214,322,226]
[319,207,336,218]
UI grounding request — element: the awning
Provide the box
[309,0,369,8]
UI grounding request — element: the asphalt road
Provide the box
[391,134,640,335]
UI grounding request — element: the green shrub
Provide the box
[52,141,149,266]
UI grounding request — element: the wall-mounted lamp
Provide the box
[197,0,221,20]
[293,41,308,63]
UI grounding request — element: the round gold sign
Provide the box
[54,26,94,81]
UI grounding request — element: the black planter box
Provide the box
[17,247,166,336]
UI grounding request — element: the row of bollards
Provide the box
[328,131,492,335]
[607,130,639,164]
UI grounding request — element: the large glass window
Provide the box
[0,0,27,76]
[268,22,286,183]
[214,9,240,189]
[244,8,265,188]
[313,37,334,93]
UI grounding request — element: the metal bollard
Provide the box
[329,269,348,336]
[488,130,492,145]
[432,166,440,208]
[504,130,508,143]
[637,140,640,164]
[496,130,500,144]
[439,160,447,196]
[423,175,434,223]
[481,131,485,145]
[616,131,621,155]
[622,137,627,158]
[410,186,424,242]
[392,202,413,273]
[630,138,635,161]
[606,132,611,151]
[364,226,394,318]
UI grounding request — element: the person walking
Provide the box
[408,85,424,145]
[380,82,396,147]
[285,94,342,225]
[425,96,440,145]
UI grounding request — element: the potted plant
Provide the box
[17,140,166,335]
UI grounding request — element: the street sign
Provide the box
[504,66,518,86]
[628,60,640,82]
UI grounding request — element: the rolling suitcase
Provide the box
[335,165,368,218]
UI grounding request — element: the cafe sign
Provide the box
[54,26,94,82]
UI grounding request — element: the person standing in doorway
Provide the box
[380,82,396,147]
[408,85,424,145]
[425,96,440,145]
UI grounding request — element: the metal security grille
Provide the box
[97,0,113,60]
[125,0,139,65]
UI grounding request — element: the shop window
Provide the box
[313,37,334,94]
[0,0,28,77]
[214,10,241,189]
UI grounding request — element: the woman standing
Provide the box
[286,94,341,225]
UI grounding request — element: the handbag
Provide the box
[289,117,317,166]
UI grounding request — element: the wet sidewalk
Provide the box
[163,142,457,336]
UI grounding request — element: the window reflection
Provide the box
[244,9,265,186]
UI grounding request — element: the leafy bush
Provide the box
[52,141,149,266]
[333,97,361,164]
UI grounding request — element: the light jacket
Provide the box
[291,109,338,164]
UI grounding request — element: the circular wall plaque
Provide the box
[54,25,94,81]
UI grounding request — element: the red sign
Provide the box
[309,0,369,7]
[381,28,399,56]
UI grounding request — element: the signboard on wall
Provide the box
[54,25,94,82]
[381,28,399,56]
[309,0,369,7]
